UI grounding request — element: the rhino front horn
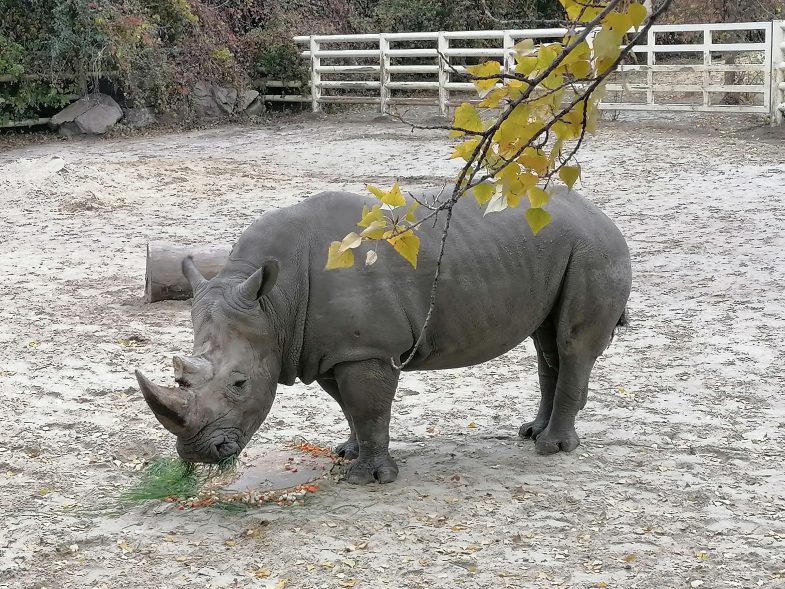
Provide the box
[135,370,192,435]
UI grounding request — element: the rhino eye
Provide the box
[231,378,248,390]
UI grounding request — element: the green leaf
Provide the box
[326,241,355,270]
[525,207,552,235]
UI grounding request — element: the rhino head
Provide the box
[135,257,281,463]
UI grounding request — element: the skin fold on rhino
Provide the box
[136,188,632,484]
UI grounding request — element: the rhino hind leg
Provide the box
[317,378,360,459]
[532,257,630,455]
[333,358,399,484]
[519,319,559,440]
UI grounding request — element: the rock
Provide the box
[191,81,223,118]
[214,86,238,114]
[244,97,266,117]
[50,94,123,135]
[122,107,156,129]
[238,89,259,111]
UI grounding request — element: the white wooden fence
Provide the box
[262,21,785,124]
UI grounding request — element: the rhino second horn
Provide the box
[135,370,191,435]
[173,355,212,381]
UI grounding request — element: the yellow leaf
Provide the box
[450,103,483,137]
[357,204,384,228]
[603,11,632,33]
[563,0,602,22]
[518,148,549,175]
[629,3,647,28]
[515,55,538,76]
[450,138,481,161]
[478,86,510,108]
[536,44,559,72]
[512,38,535,55]
[467,422,478,428]
[466,60,501,96]
[623,554,637,563]
[405,200,419,222]
[593,27,623,61]
[386,230,420,269]
[338,232,363,253]
[386,181,406,207]
[549,138,563,164]
[472,182,496,205]
[559,165,581,189]
[249,568,272,578]
[325,241,355,270]
[506,189,525,209]
[365,250,378,266]
[528,186,550,208]
[568,59,592,79]
[274,580,288,589]
[368,182,406,207]
[360,220,387,240]
[338,581,358,588]
[525,207,552,235]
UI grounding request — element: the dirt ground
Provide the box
[1,110,784,589]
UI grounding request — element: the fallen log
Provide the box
[145,241,231,303]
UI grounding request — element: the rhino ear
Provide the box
[182,256,208,293]
[237,258,279,302]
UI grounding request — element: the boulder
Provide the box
[244,97,266,117]
[50,94,123,135]
[238,89,259,112]
[191,81,223,118]
[213,86,238,114]
[122,107,156,129]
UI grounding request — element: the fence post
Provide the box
[503,30,515,77]
[379,34,391,115]
[310,36,321,113]
[772,20,785,125]
[437,32,450,118]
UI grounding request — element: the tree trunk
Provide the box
[145,241,231,303]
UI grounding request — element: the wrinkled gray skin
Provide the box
[136,188,631,484]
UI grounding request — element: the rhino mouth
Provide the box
[176,428,245,464]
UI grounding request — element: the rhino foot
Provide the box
[534,426,580,455]
[518,418,549,440]
[335,438,359,460]
[345,453,398,485]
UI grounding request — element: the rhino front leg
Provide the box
[333,358,399,484]
[317,377,359,459]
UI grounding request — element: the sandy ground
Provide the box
[0,110,784,589]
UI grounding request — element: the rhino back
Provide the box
[228,190,628,382]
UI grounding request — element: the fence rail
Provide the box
[287,20,785,124]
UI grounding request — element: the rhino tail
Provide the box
[608,308,629,347]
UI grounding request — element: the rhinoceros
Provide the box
[136,187,631,484]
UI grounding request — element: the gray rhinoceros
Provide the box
[136,187,631,484]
